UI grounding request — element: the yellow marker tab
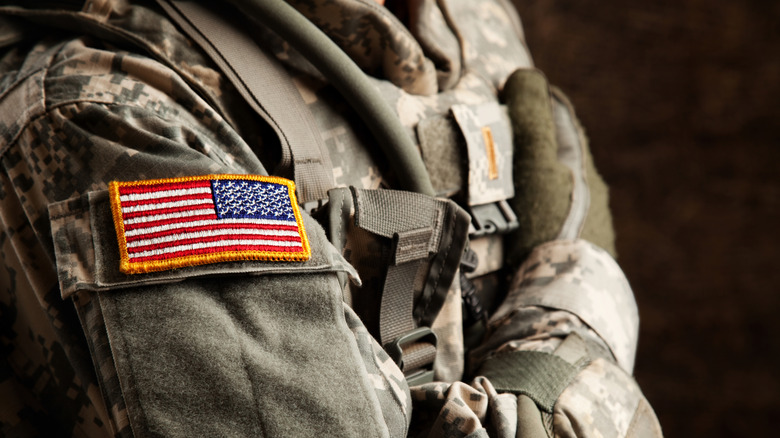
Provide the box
[482,126,499,180]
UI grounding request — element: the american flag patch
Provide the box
[109,175,310,274]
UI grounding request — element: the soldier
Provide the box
[0,0,662,436]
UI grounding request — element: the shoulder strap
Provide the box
[157,0,336,204]
[222,0,435,197]
[336,187,470,384]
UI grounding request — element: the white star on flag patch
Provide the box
[109,174,310,274]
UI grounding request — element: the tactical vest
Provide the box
[150,0,535,385]
[147,0,601,384]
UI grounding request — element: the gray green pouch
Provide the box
[49,190,411,437]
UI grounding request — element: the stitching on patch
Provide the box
[110,174,311,274]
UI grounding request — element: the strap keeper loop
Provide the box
[386,327,438,386]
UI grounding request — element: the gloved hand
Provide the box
[502,68,616,266]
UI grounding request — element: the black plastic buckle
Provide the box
[386,327,438,386]
[468,199,518,238]
[302,198,328,215]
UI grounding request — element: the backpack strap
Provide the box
[329,187,469,384]
[157,0,336,205]
[223,0,435,197]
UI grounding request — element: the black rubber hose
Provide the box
[223,0,436,196]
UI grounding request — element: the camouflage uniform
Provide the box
[0,0,662,437]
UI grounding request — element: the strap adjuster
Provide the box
[386,327,438,386]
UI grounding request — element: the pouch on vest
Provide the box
[417,100,520,350]
[417,101,518,237]
[49,190,411,438]
[317,187,470,385]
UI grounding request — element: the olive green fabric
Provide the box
[51,189,392,437]
[503,69,573,266]
[551,88,616,257]
[578,128,617,256]
[417,115,466,198]
[99,271,388,438]
[503,69,616,266]
[477,350,580,413]
[516,395,548,437]
[351,187,471,329]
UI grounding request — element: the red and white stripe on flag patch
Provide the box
[109,174,310,274]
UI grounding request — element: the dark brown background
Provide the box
[512,1,780,436]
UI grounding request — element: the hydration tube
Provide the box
[223,0,436,197]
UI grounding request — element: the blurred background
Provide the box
[513,1,780,436]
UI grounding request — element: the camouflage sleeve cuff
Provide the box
[487,239,639,374]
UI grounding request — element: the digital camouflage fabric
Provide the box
[0,0,661,436]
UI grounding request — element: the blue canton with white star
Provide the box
[211,179,296,221]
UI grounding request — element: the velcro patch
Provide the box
[109,175,311,274]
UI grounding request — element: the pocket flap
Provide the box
[49,190,358,299]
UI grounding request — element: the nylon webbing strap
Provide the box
[380,259,424,346]
[352,188,470,376]
[158,0,335,203]
[224,0,435,196]
[353,190,439,348]
[400,341,437,373]
[478,333,592,413]
[478,351,579,413]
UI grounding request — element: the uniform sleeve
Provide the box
[472,240,662,437]
[407,239,662,438]
[472,64,663,436]
[1,37,410,437]
[405,65,662,438]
